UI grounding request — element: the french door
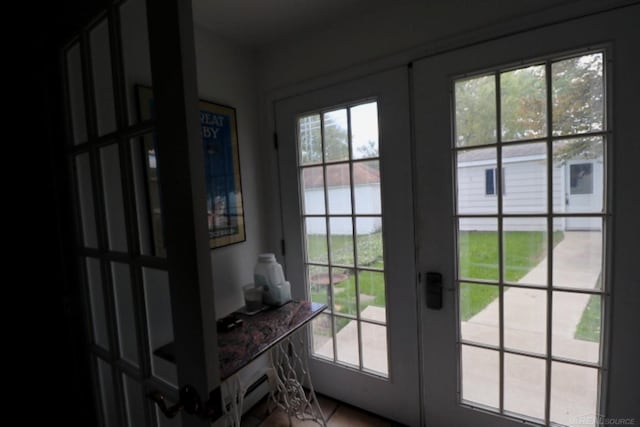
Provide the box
[275,68,421,426]
[64,1,221,426]
[413,6,639,427]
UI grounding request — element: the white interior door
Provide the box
[275,68,420,426]
[64,1,221,426]
[413,6,639,427]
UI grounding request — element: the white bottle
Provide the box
[254,253,285,305]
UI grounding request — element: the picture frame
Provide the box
[136,86,246,253]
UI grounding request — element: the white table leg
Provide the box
[267,332,327,426]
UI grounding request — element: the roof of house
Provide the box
[458,142,547,163]
[303,162,380,188]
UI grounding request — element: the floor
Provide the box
[240,392,405,427]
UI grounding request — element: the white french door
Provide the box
[413,6,639,427]
[64,1,221,426]
[275,68,420,426]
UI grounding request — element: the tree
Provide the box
[455,52,604,162]
[299,112,350,163]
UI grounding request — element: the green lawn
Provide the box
[308,230,574,327]
[574,272,602,342]
[459,230,564,283]
[574,295,601,342]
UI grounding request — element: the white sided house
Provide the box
[303,161,382,235]
[457,143,603,231]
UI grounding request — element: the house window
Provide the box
[570,163,593,194]
[485,168,505,195]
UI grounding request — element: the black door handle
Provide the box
[426,272,443,310]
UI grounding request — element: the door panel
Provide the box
[413,6,639,426]
[64,1,220,426]
[276,68,420,426]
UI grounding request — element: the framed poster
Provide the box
[136,86,246,253]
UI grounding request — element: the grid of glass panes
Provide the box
[454,51,606,426]
[65,1,181,426]
[298,101,389,377]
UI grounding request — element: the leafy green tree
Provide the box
[455,53,604,162]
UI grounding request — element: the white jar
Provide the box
[254,253,285,296]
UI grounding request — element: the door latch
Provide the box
[426,272,443,310]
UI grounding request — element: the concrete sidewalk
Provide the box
[462,231,602,425]
[314,231,602,426]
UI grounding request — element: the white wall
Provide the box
[194,25,271,319]
[120,0,270,320]
[196,25,274,421]
[457,157,566,231]
[304,184,382,234]
[257,0,599,93]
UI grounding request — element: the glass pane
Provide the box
[503,217,548,286]
[361,322,388,376]
[97,358,117,427]
[326,164,351,214]
[552,221,603,290]
[123,374,145,427]
[455,74,496,147]
[89,19,117,136]
[553,291,601,363]
[130,137,152,255]
[550,362,598,426]
[504,354,545,421]
[120,0,152,125]
[86,257,109,350]
[552,53,604,136]
[351,102,379,159]
[335,316,359,368]
[458,218,499,282]
[356,217,383,269]
[461,345,499,408]
[329,218,354,266]
[504,287,546,355]
[66,43,87,144]
[301,166,325,215]
[143,268,177,387]
[75,153,98,248]
[456,147,497,214]
[299,114,322,165]
[553,137,604,214]
[101,144,128,252]
[323,109,349,162]
[353,160,381,214]
[459,282,499,346]
[111,262,139,366]
[308,265,330,308]
[358,270,385,322]
[502,143,547,214]
[305,217,327,264]
[333,267,356,316]
[140,135,165,257]
[311,313,333,360]
[501,64,547,141]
